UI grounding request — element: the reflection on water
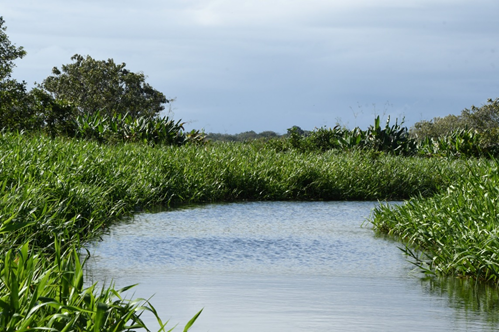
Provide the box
[421,277,499,326]
[85,201,499,332]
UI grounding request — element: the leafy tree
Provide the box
[410,99,499,155]
[40,54,170,119]
[0,16,26,82]
[0,16,36,131]
[409,114,463,140]
[461,98,499,132]
[29,88,78,137]
[410,98,499,139]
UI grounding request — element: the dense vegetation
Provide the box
[371,158,499,282]
[209,110,499,158]
[41,54,169,119]
[0,131,481,330]
[2,14,499,330]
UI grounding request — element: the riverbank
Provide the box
[371,158,499,282]
[0,131,496,330]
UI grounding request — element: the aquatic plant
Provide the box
[73,112,206,146]
[0,241,202,331]
[371,158,499,283]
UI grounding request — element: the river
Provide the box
[84,201,499,331]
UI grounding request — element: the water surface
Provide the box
[85,201,498,331]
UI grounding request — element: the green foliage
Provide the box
[257,115,499,158]
[410,114,463,140]
[0,132,469,252]
[411,98,499,141]
[364,116,417,154]
[461,98,499,132]
[0,16,33,132]
[417,128,483,158]
[0,82,39,132]
[73,112,206,146]
[268,117,417,155]
[0,17,26,83]
[371,158,499,283]
[29,88,79,137]
[0,241,201,331]
[206,130,280,142]
[0,130,496,327]
[0,132,225,330]
[40,54,169,119]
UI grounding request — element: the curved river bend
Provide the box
[85,201,499,332]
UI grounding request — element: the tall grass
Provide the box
[0,132,472,250]
[371,158,499,283]
[0,241,188,331]
[73,112,206,146]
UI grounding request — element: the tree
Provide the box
[0,16,26,82]
[410,98,499,139]
[409,114,463,140]
[0,16,36,131]
[40,54,170,119]
[461,98,499,132]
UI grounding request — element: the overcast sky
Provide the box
[3,0,499,133]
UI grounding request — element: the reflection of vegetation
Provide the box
[421,276,499,326]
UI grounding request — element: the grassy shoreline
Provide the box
[0,133,473,247]
[371,158,499,282]
[0,132,497,330]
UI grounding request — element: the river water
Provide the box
[84,201,499,331]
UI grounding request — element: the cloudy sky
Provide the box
[3,0,499,133]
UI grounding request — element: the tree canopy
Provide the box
[40,54,169,118]
[0,16,35,131]
[0,16,26,82]
[410,98,499,139]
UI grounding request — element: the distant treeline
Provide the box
[206,130,282,142]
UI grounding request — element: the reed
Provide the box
[0,240,202,331]
[371,158,499,283]
[0,132,471,251]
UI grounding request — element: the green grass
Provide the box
[371,158,499,282]
[0,133,471,249]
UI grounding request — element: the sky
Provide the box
[3,0,499,134]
